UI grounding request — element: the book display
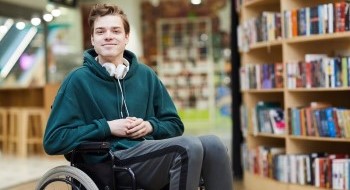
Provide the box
[237,0,350,189]
[157,17,215,122]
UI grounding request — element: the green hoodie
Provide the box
[43,49,184,155]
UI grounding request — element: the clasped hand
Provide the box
[107,117,153,139]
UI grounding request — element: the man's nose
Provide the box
[105,31,113,39]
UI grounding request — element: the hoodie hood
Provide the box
[83,48,139,81]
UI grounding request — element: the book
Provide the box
[274,63,284,88]
[327,154,349,188]
[325,107,337,138]
[255,101,281,133]
[269,108,286,135]
[309,152,327,185]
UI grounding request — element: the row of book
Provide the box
[237,1,350,52]
[287,55,350,89]
[240,101,350,138]
[290,103,350,138]
[252,102,286,135]
[237,11,282,52]
[241,144,350,189]
[240,103,286,137]
[274,153,350,189]
[240,104,249,137]
[239,63,284,90]
[284,2,350,38]
[239,54,350,90]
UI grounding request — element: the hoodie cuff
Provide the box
[97,118,112,138]
[148,118,159,137]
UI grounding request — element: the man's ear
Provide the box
[125,33,129,45]
[91,35,95,46]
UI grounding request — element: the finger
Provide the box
[130,128,146,139]
[126,123,143,134]
[129,124,146,137]
[126,117,137,121]
[135,118,144,124]
[126,117,136,124]
[128,119,143,130]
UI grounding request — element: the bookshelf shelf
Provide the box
[242,88,284,93]
[256,133,286,139]
[243,172,288,190]
[244,0,280,8]
[289,136,350,143]
[284,31,350,44]
[287,87,350,92]
[288,184,328,190]
[249,40,283,50]
[245,172,328,190]
[238,0,350,189]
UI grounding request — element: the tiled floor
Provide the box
[0,155,68,189]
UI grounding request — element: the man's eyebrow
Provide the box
[95,26,122,30]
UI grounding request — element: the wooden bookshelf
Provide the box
[244,0,280,8]
[238,0,350,189]
[249,39,283,50]
[157,17,215,123]
[243,172,288,190]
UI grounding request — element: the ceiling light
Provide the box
[0,25,7,34]
[43,13,53,22]
[46,3,55,12]
[16,21,26,30]
[191,0,201,5]
[31,15,41,26]
[150,0,160,6]
[51,8,61,17]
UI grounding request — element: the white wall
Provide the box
[218,0,231,33]
[51,7,84,54]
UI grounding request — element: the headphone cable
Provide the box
[117,78,130,118]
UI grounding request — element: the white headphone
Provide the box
[97,57,130,79]
[96,57,130,117]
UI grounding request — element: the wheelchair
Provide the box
[36,142,205,190]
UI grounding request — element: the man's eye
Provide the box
[96,30,103,34]
[113,30,121,33]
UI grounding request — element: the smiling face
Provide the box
[91,15,129,64]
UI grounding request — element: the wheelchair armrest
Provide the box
[75,142,111,152]
[68,142,113,165]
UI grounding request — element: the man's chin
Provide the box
[99,52,118,58]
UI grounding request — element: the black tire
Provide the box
[36,165,99,190]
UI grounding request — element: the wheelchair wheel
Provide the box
[36,165,99,190]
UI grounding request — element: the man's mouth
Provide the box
[102,44,117,46]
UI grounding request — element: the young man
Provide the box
[43,3,233,190]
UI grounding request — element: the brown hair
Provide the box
[88,4,130,35]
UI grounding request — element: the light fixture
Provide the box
[0,25,7,34]
[0,19,13,34]
[31,15,41,26]
[51,8,61,17]
[43,13,53,22]
[150,0,160,6]
[191,0,202,5]
[0,19,14,41]
[16,21,26,30]
[46,3,55,12]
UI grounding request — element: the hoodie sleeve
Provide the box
[148,79,184,139]
[43,76,111,155]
